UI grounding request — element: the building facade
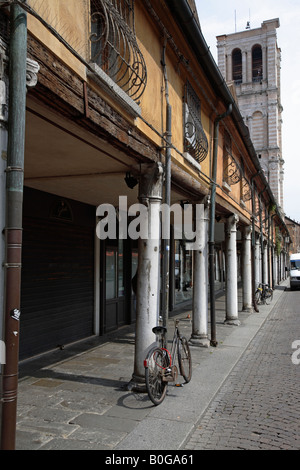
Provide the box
[217,19,284,210]
[286,217,300,254]
[0,0,290,449]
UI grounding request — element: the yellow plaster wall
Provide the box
[134,2,164,147]
[27,0,88,80]
[135,1,211,185]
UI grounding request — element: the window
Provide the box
[252,45,263,82]
[183,81,208,164]
[232,48,242,83]
[241,177,252,202]
[291,260,300,270]
[175,240,193,304]
[223,131,241,186]
[90,0,147,101]
[105,240,125,300]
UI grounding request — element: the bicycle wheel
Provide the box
[144,347,169,405]
[178,336,192,383]
[265,288,273,305]
[255,289,261,305]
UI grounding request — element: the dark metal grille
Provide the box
[223,154,241,185]
[242,177,252,201]
[184,82,208,163]
[223,131,242,185]
[90,0,147,102]
[0,8,9,43]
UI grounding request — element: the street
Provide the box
[184,287,300,450]
[15,280,299,452]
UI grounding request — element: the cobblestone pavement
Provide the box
[184,288,300,450]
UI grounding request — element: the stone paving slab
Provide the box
[15,281,289,450]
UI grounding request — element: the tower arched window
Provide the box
[232,48,242,83]
[252,45,263,82]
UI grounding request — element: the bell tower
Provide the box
[217,19,284,210]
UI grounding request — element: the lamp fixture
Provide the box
[124,172,138,189]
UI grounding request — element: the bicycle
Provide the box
[255,282,273,305]
[144,318,192,405]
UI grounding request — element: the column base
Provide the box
[224,318,241,326]
[189,334,210,348]
[242,306,254,313]
[126,374,147,393]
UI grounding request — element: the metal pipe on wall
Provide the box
[209,104,232,347]
[161,40,172,329]
[1,1,27,450]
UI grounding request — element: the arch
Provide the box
[252,111,265,149]
[232,48,242,83]
[252,44,263,81]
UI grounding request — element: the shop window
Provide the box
[252,45,263,82]
[232,48,242,83]
[90,0,147,102]
[175,240,193,304]
[183,81,208,164]
[105,240,125,300]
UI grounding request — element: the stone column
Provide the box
[190,198,210,347]
[262,46,267,80]
[129,162,163,391]
[242,51,247,83]
[247,49,252,82]
[242,225,253,312]
[274,252,278,285]
[263,240,268,285]
[227,53,232,82]
[224,214,240,326]
[255,233,261,287]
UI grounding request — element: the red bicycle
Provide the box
[144,319,192,405]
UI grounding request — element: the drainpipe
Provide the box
[250,171,262,312]
[209,104,232,347]
[270,212,276,288]
[1,2,27,450]
[258,186,267,285]
[161,40,172,329]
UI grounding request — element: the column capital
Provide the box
[193,194,210,209]
[228,213,239,223]
[226,213,239,233]
[132,162,163,202]
[243,224,252,239]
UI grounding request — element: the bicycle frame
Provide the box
[144,318,192,405]
[168,319,180,365]
[153,319,184,382]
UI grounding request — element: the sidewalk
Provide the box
[15,280,289,450]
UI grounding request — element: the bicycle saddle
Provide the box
[152,326,167,335]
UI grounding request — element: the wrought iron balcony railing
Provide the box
[183,81,208,164]
[90,0,147,102]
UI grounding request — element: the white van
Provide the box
[290,253,300,290]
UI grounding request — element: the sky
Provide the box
[194,0,300,223]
